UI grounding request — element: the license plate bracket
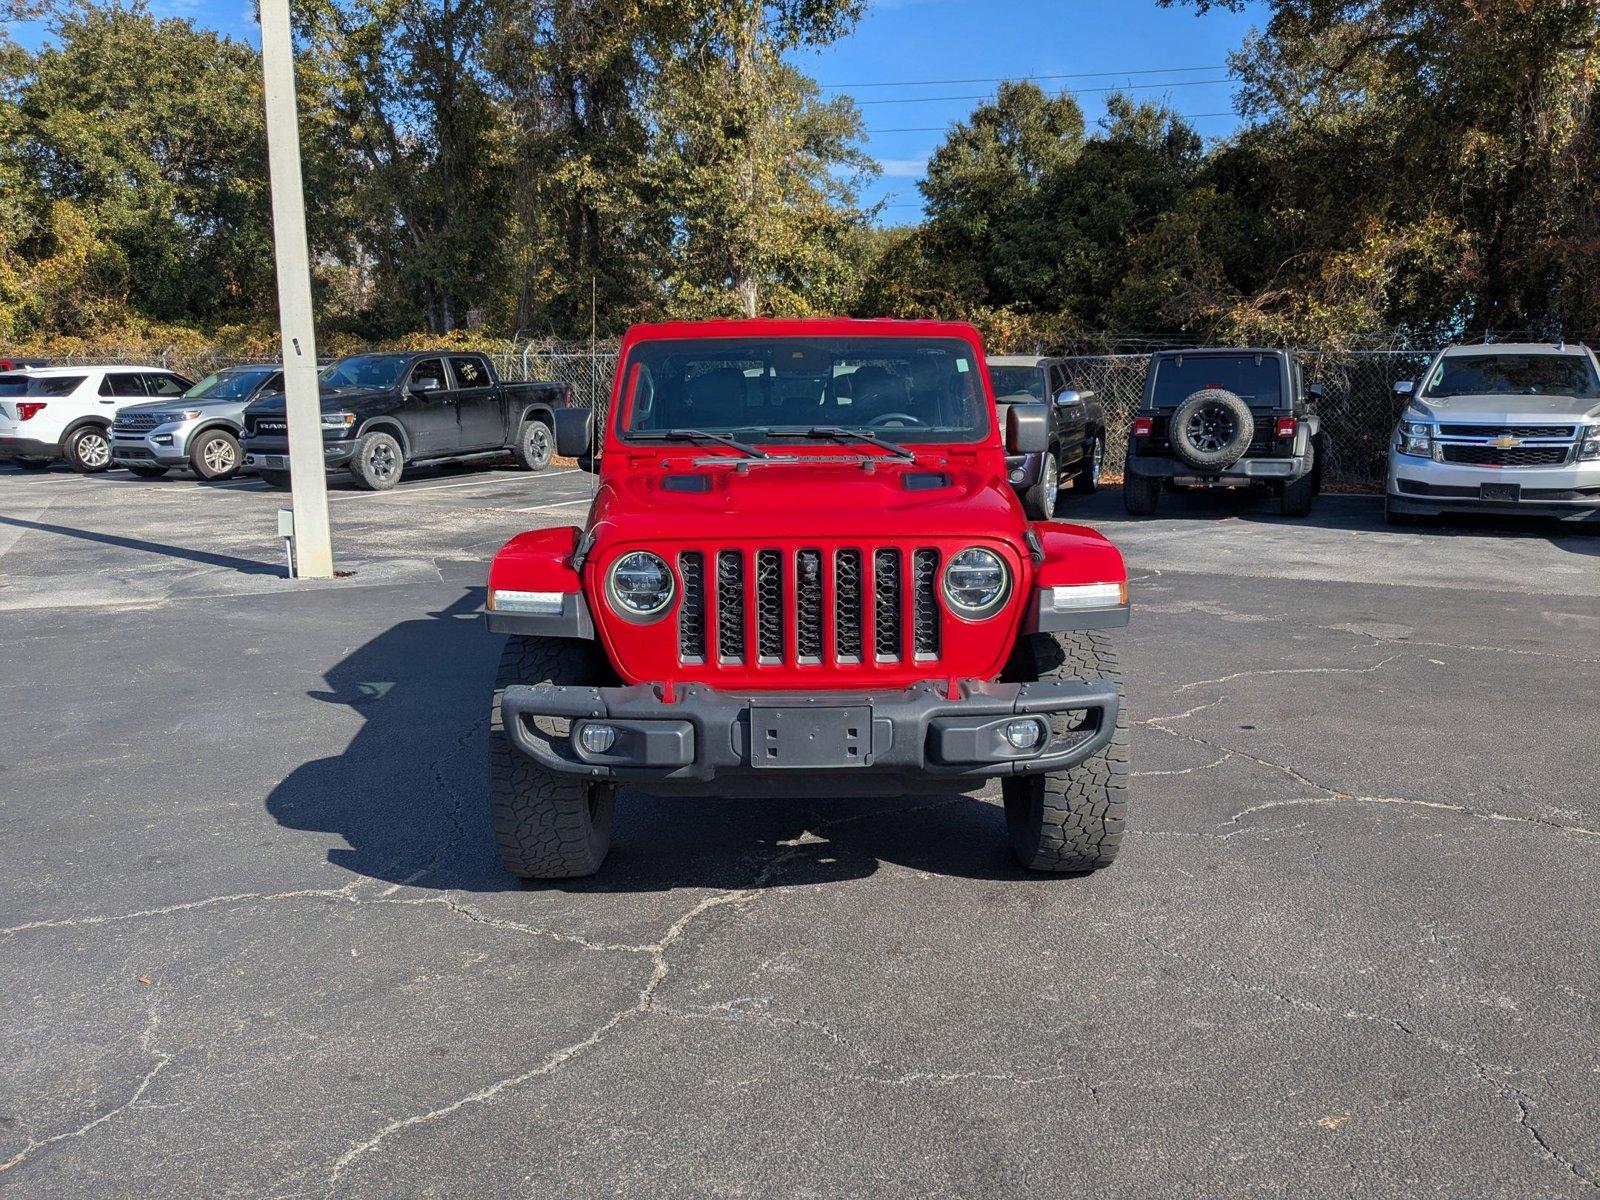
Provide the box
[749,705,872,769]
[1480,482,1521,502]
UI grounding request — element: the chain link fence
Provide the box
[1060,349,1435,487]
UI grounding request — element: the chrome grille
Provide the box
[678,552,705,662]
[912,549,941,659]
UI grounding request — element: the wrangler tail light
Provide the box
[1132,417,1153,438]
[17,402,47,421]
[1275,417,1297,439]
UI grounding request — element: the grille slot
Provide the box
[796,550,824,663]
[835,550,863,662]
[678,552,706,662]
[912,549,941,658]
[1439,424,1575,439]
[716,551,745,662]
[1440,444,1568,467]
[874,549,903,662]
[756,550,785,663]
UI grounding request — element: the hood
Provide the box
[119,396,233,414]
[244,386,389,416]
[589,454,1022,547]
[1411,393,1600,423]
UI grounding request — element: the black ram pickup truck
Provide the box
[241,351,572,490]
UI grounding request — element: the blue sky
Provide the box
[6,0,1269,224]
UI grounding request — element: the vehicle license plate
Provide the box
[1480,483,1521,502]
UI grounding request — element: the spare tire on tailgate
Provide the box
[1168,388,1254,470]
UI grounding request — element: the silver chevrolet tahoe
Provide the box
[111,364,283,481]
[1386,342,1600,524]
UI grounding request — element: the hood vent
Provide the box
[661,474,712,493]
[902,472,950,491]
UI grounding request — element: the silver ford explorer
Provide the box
[111,364,282,481]
[1386,342,1600,524]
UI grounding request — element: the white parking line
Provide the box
[360,469,579,496]
[513,496,595,512]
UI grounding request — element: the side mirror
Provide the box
[554,408,595,464]
[1054,389,1084,407]
[411,376,442,394]
[1394,381,1415,396]
[1005,402,1049,455]
[1305,382,1325,402]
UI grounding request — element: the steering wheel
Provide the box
[867,413,928,428]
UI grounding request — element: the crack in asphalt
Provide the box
[1173,655,1400,693]
[375,720,485,893]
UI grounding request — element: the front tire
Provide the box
[1070,434,1104,495]
[64,426,112,473]
[349,431,403,491]
[512,418,554,471]
[490,635,619,879]
[1385,493,1420,526]
[1020,449,1059,520]
[191,429,242,480]
[1123,470,1160,516]
[1000,631,1128,874]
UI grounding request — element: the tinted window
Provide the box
[322,355,407,389]
[99,373,148,397]
[989,366,1046,403]
[449,356,489,388]
[1151,355,1283,408]
[187,369,275,399]
[619,337,990,444]
[1423,353,1600,398]
[411,358,447,392]
[0,375,85,397]
[145,373,188,396]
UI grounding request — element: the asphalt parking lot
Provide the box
[2,461,1597,1198]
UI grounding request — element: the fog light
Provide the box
[1004,719,1046,751]
[153,435,173,445]
[578,723,617,754]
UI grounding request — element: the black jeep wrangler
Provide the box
[1122,348,1326,517]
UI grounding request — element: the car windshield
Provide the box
[187,369,276,399]
[1151,355,1283,408]
[0,374,84,397]
[321,355,407,390]
[989,365,1046,403]
[617,337,990,445]
[1423,353,1600,398]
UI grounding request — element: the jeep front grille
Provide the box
[675,545,946,669]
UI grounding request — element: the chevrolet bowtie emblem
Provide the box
[1491,435,1522,448]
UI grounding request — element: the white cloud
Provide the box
[876,157,930,178]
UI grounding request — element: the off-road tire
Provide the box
[191,429,242,481]
[512,418,555,471]
[1123,470,1160,516]
[1384,493,1420,527]
[126,465,169,479]
[1070,434,1104,494]
[1279,443,1317,517]
[490,634,619,879]
[1169,388,1254,470]
[14,458,52,470]
[258,469,292,489]
[1000,630,1128,874]
[1021,448,1059,520]
[349,430,403,491]
[64,425,113,474]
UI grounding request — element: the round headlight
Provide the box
[943,547,1009,616]
[607,551,674,618]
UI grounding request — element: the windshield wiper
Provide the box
[756,425,916,462]
[630,429,770,460]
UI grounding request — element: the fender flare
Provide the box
[514,403,555,432]
[355,419,410,460]
[486,525,594,638]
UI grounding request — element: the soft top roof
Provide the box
[1151,347,1289,359]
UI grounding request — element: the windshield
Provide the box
[187,368,277,400]
[0,374,84,397]
[1423,353,1600,398]
[989,365,1046,403]
[321,355,407,390]
[617,337,990,445]
[1152,355,1283,408]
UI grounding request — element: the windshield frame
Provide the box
[1421,352,1600,400]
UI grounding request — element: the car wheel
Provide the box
[64,426,113,473]
[1279,444,1317,517]
[1070,435,1104,495]
[14,458,51,471]
[1021,449,1058,520]
[126,465,170,479]
[490,634,620,879]
[349,431,403,491]
[191,430,242,480]
[1000,630,1128,874]
[513,418,554,471]
[258,469,292,489]
[1384,493,1420,527]
[1122,471,1160,516]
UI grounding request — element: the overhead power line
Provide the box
[822,64,1228,90]
[856,78,1236,106]
[869,111,1242,134]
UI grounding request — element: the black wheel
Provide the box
[490,634,619,879]
[512,418,554,471]
[1021,449,1059,520]
[1122,471,1160,516]
[191,429,242,480]
[1168,389,1253,471]
[14,458,51,471]
[1070,434,1104,495]
[258,469,292,489]
[1000,631,1128,874]
[349,430,403,490]
[126,465,169,479]
[1385,493,1420,527]
[1279,444,1317,517]
[64,425,113,473]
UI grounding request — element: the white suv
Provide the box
[0,365,194,473]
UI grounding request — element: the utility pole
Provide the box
[259,0,335,578]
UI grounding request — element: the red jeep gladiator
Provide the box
[484,319,1131,877]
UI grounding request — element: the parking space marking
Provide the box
[513,496,595,512]
[354,469,579,496]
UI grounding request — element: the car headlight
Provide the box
[178,409,203,421]
[321,411,357,433]
[1581,424,1600,462]
[942,547,1010,616]
[1397,419,1434,458]
[607,551,674,619]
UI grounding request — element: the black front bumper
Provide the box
[501,678,1120,790]
[241,436,357,469]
